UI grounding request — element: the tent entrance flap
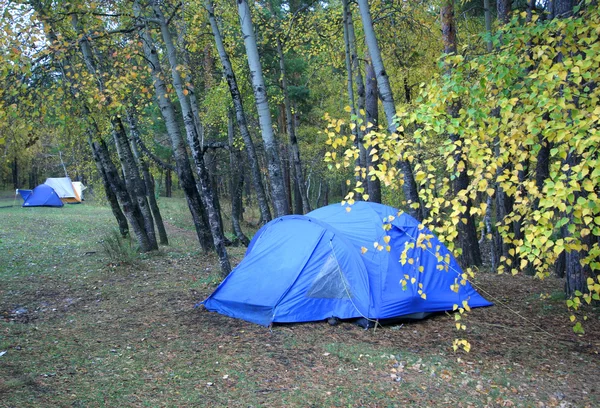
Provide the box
[306,253,352,299]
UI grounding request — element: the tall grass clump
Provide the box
[100,228,139,264]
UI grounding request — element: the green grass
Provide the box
[0,193,598,407]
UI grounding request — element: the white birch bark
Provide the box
[237,0,289,217]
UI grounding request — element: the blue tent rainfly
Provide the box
[201,202,492,326]
[19,185,64,207]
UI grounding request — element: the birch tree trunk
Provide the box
[237,0,289,217]
[150,1,231,275]
[342,0,366,190]
[348,11,368,174]
[135,4,213,252]
[356,0,422,220]
[112,118,159,251]
[205,0,272,223]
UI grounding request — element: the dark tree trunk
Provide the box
[484,0,493,52]
[442,0,481,267]
[551,0,584,296]
[274,33,310,213]
[315,181,322,208]
[554,0,574,17]
[128,111,169,245]
[280,144,293,213]
[93,139,153,252]
[165,169,172,198]
[403,77,412,104]
[90,139,129,238]
[291,159,303,214]
[493,143,514,270]
[365,60,382,204]
[112,118,159,251]
[534,134,550,210]
[497,0,512,24]
[228,110,250,246]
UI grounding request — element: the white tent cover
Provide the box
[72,181,86,200]
[44,177,77,198]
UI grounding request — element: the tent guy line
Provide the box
[399,227,554,337]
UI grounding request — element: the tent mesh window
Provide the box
[306,254,352,299]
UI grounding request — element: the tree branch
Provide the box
[132,135,176,171]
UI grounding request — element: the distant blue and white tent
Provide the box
[202,202,491,326]
[18,184,64,207]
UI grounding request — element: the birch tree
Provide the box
[205,0,272,223]
[237,0,289,217]
[356,0,421,220]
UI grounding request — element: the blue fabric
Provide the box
[202,203,491,326]
[22,184,64,207]
[17,189,33,201]
[203,216,371,326]
[308,202,492,319]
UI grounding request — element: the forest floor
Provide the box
[0,193,599,407]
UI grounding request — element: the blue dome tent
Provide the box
[202,203,491,326]
[19,184,64,208]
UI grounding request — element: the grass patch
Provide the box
[0,193,598,407]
